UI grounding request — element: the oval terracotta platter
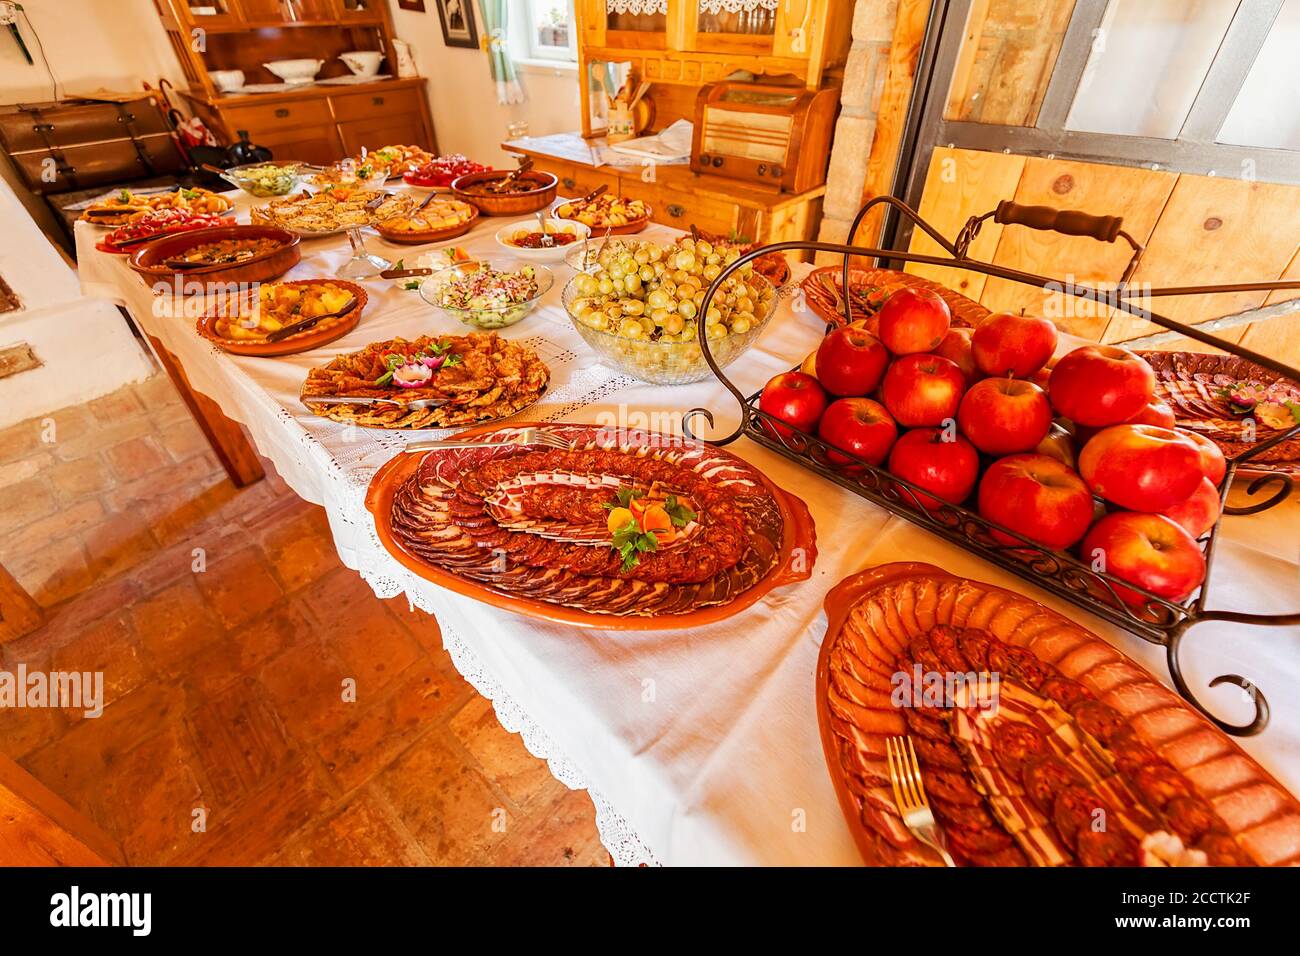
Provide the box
[365,422,816,629]
[195,279,368,357]
[817,562,1300,867]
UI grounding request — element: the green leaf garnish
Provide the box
[663,494,696,528]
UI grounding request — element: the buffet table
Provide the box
[76,192,1300,866]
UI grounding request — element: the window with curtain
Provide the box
[521,0,578,62]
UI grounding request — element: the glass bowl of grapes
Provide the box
[561,236,778,385]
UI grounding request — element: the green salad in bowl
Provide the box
[419,260,554,329]
[220,161,304,197]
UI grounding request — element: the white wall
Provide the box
[390,3,582,165]
[0,0,187,103]
[0,0,189,238]
[0,175,153,429]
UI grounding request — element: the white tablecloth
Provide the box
[77,192,1300,865]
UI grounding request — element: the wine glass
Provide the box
[338,225,392,279]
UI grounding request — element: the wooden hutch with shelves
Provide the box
[152,0,436,165]
[507,0,852,256]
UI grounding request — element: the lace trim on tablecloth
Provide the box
[605,0,668,15]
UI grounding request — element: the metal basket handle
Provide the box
[955,200,1146,283]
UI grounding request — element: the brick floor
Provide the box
[0,375,605,866]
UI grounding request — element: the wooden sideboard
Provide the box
[155,0,436,162]
[180,78,435,166]
[505,132,825,260]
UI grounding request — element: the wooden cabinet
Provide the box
[243,120,343,166]
[159,0,436,161]
[575,1,851,138]
[509,133,825,260]
[181,77,435,165]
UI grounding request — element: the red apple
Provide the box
[880,353,966,427]
[1076,400,1181,446]
[957,377,1053,455]
[1177,429,1227,485]
[876,287,951,355]
[817,397,898,467]
[1049,345,1155,426]
[1160,477,1221,538]
[978,454,1095,550]
[933,327,981,386]
[1082,512,1206,607]
[1079,424,1203,512]
[972,312,1059,378]
[1036,423,1077,469]
[1127,401,1177,430]
[815,327,891,397]
[759,371,827,439]
[887,428,980,509]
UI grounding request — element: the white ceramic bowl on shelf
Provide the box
[209,69,246,92]
[263,59,324,84]
[339,51,384,77]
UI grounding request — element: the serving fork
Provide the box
[307,395,449,410]
[885,735,956,867]
[404,427,570,453]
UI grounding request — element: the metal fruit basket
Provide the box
[685,195,1300,737]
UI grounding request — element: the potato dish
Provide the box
[554,194,650,229]
[214,281,355,342]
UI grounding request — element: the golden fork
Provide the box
[885,735,956,867]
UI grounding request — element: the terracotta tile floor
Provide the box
[0,374,606,866]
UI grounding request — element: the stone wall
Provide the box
[816,0,903,260]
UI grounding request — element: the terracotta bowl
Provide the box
[127,225,301,288]
[194,278,368,357]
[373,203,480,245]
[450,169,558,216]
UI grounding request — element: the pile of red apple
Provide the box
[759,287,1227,613]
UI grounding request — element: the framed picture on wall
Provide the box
[397,1,427,11]
[434,0,479,49]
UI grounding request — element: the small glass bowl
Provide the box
[562,274,778,385]
[419,259,554,330]
[219,161,303,197]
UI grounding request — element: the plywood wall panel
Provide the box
[978,158,1177,339]
[1101,177,1300,343]
[943,0,1076,126]
[904,146,1026,300]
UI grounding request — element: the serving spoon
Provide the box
[265,296,358,343]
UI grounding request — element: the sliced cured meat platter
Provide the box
[817,562,1300,867]
[1140,350,1300,477]
[366,423,816,629]
[799,267,988,331]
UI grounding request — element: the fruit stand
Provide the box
[687,196,1300,737]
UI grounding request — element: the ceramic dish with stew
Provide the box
[128,225,301,286]
[494,218,590,262]
[450,169,558,216]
